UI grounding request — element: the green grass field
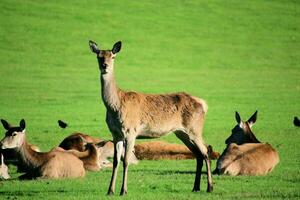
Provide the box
[0,0,299,199]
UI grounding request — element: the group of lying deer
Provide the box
[0,41,280,196]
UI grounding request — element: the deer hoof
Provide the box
[120,189,127,196]
[107,190,115,196]
[207,185,213,193]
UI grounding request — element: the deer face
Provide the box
[89,41,122,75]
[225,111,260,145]
[0,119,26,149]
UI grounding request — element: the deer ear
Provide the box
[112,41,122,54]
[89,40,100,54]
[235,111,241,124]
[19,119,26,131]
[247,111,258,127]
[78,135,88,145]
[1,119,10,130]
[96,140,108,148]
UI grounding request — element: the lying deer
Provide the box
[59,132,120,169]
[135,141,219,160]
[0,119,94,179]
[89,40,212,195]
[213,111,279,176]
[59,133,220,164]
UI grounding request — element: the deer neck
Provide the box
[245,123,261,143]
[18,138,46,169]
[100,70,122,111]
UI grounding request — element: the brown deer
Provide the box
[89,40,212,195]
[135,141,219,160]
[59,133,219,164]
[213,111,279,175]
[59,132,122,169]
[0,119,88,179]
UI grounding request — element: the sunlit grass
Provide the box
[0,0,299,199]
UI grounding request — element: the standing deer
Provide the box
[0,119,87,179]
[89,40,213,195]
[213,111,279,175]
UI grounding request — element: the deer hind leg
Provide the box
[175,131,213,193]
[107,140,124,195]
[120,136,136,196]
[175,131,204,192]
[192,137,213,192]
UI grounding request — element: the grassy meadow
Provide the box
[0,0,299,199]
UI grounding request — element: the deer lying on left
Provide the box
[0,119,88,179]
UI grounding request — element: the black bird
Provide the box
[294,116,300,127]
[58,120,68,129]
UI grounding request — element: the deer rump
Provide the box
[31,148,86,179]
[216,143,279,176]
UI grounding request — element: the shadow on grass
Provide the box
[130,169,209,175]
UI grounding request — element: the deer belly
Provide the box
[137,123,178,139]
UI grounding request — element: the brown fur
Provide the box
[134,141,194,160]
[0,120,87,179]
[59,133,117,169]
[217,143,279,175]
[59,133,219,168]
[135,141,219,160]
[66,143,101,171]
[89,41,213,195]
[214,111,279,176]
[17,139,86,179]
[59,132,102,151]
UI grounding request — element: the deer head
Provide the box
[0,119,26,149]
[89,40,122,75]
[225,111,260,145]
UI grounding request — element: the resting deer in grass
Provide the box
[0,119,89,179]
[59,132,122,169]
[89,40,213,195]
[59,133,219,163]
[214,111,279,175]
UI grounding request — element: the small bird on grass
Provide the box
[294,116,300,127]
[58,120,68,129]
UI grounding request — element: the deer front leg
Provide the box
[107,140,124,195]
[120,136,136,196]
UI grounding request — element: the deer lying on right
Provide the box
[213,111,279,176]
[0,119,97,179]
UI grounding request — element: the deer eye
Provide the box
[12,133,17,137]
[112,56,116,59]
